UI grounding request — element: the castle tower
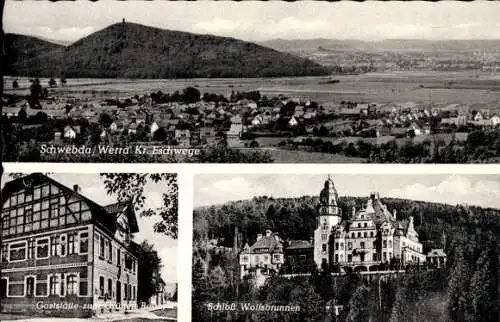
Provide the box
[314,175,342,269]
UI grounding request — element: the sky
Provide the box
[2,173,178,284]
[4,1,500,43]
[195,174,500,210]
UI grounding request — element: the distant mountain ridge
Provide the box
[259,38,500,53]
[5,22,331,79]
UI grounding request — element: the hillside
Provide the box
[6,22,331,78]
[4,34,63,76]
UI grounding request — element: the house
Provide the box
[426,249,447,268]
[239,230,284,286]
[63,126,80,139]
[174,129,191,147]
[288,116,299,127]
[0,174,140,317]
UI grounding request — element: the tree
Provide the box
[182,86,201,104]
[100,173,178,238]
[136,240,163,305]
[48,78,57,88]
[60,77,67,87]
[153,127,167,142]
[346,284,370,322]
[99,112,113,128]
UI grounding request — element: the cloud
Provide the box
[387,175,500,209]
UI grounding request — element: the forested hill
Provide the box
[4,34,63,76]
[6,22,331,78]
[193,195,500,251]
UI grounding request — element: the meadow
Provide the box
[5,70,500,105]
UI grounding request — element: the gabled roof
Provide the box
[1,173,139,234]
[248,233,283,254]
[427,249,446,257]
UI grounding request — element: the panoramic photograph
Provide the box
[3,1,500,163]
[193,173,500,321]
[0,172,178,321]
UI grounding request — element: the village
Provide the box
[3,81,500,160]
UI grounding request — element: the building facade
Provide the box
[0,174,139,317]
[239,230,284,284]
[313,176,426,272]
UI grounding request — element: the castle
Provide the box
[239,176,429,282]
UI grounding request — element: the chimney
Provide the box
[265,230,272,237]
[257,234,263,241]
[370,192,376,200]
[73,184,81,193]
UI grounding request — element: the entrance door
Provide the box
[116,281,121,304]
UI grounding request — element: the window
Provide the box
[335,254,338,262]
[340,243,344,250]
[351,233,355,238]
[373,241,377,249]
[124,283,128,300]
[79,281,88,296]
[132,286,136,300]
[36,238,49,259]
[1,243,8,262]
[60,273,65,296]
[388,240,392,248]
[357,232,361,238]
[99,236,105,258]
[128,285,132,300]
[67,274,78,295]
[383,252,387,261]
[383,240,387,248]
[357,223,361,228]
[335,242,339,250]
[50,236,59,256]
[107,278,112,298]
[68,233,76,255]
[370,232,374,237]
[26,276,35,297]
[348,242,353,250]
[272,254,280,262]
[117,249,121,266]
[79,232,89,254]
[348,255,352,262]
[49,275,60,296]
[99,276,104,297]
[321,234,328,241]
[25,208,33,232]
[255,255,260,263]
[364,223,367,227]
[360,242,365,249]
[49,199,59,219]
[108,242,113,263]
[241,255,249,263]
[9,242,26,261]
[322,244,327,252]
[60,235,67,256]
[2,214,9,231]
[373,254,377,261]
[125,255,133,270]
[364,232,367,238]
[0,278,7,298]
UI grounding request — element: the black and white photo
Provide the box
[3,1,500,163]
[193,173,499,321]
[0,172,178,321]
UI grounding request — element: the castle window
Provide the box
[335,243,339,250]
[357,223,361,228]
[263,255,268,261]
[373,254,377,261]
[107,278,112,298]
[370,232,374,237]
[383,252,387,261]
[99,276,105,297]
[383,240,387,248]
[360,242,365,249]
[321,234,328,240]
[347,255,352,262]
[335,254,338,262]
[364,232,367,238]
[357,232,361,238]
[340,243,344,250]
[364,223,367,228]
[340,254,343,261]
[322,244,327,252]
[241,256,249,263]
[351,233,355,238]
[373,241,377,249]
[388,240,392,248]
[108,241,113,263]
[117,249,121,267]
[273,254,280,262]
[10,241,26,261]
[348,242,352,250]
[99,236,105,258]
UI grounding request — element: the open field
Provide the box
[267,148,366,163]
[5,71,500,104]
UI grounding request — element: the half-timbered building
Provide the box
[0,173,139,317]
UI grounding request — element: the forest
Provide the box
[192,195,500,321]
